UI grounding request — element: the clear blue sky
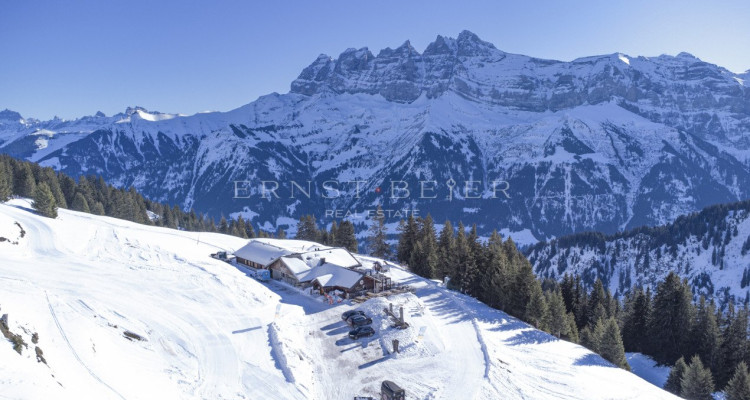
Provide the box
[2,0,749,120]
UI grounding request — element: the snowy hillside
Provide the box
[0,200,677,399]
[2,30,750,241]
[528,199,750,303]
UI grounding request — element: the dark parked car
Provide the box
[381,380,405,400]
[349,326,375,339]
[346,314,373,327]
[341,310,366,321]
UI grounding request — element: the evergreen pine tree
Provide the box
[219,216,229,234]
[327,221,338,246]
[229,219,242,237]
[691,296,722,378]
[32,182,57,218]
[481,232,510,309]
[574,276,589,330]
[508,257,537,320]
[14,163,36,198]
[57,175,77,207]
[526,283,548,330]
[409,215,438,278]
[90,201,105,216]
[587,279,609,327]
[76,176,95,204]
[596,317,630,370]
[70,192,90,213]
[436,220,455,280]
[726,361,750,400]
[335,220,357,252]
[396,215,418,264]
[566,312,580,343]
[368,206,391,259]
[0,161,12,202]
[720,303,750,387]
[664,357,688,394]
[560,274,577,313]
[296,215,319,242]
[681,355,715,400]
[235,216,249,238]
[465,224,484,296]
[40,168,67,208]
[163,205,178,229]
[545,289,569,338]
[579,326,599,353]
[448,222,469,291]
[245,220,256,238]
[621,287,651,353]
[648,272,695,364]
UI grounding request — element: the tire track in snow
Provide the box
[421,288,486,399]
[443,289,492,378]
[45,291,127,400]
[444,289,529,398]
[470,318,491,378]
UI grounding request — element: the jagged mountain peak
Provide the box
[335,47,375,73]
[676,51,699,60]
[0,109,24,123]
[423,34,457,56]
[123,106,151,115]
[455,30,498,56]
[377,40,419,58]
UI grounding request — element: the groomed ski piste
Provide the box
[0,199,678,400]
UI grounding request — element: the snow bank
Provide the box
[627,353,671,388]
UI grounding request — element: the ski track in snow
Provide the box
[46,291,128,400]
[0,199,679,400]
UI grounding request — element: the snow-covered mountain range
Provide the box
[0,199,677,399]
[2,30,749,241]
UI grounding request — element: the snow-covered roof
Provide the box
[250,238,332,253]
[280,256,312,276]
[234,240,295,266]
[299,263,364,289]
[234,238,360,271]
[299,248,360,269]
[354,254,396,270]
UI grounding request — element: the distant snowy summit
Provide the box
[1,30,749,244]
[291,30,747,126]
[291,31,500,102]
[0,109,25,123]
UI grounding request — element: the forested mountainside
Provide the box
[527,199,750,303]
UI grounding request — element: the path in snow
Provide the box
[45,291,127,400]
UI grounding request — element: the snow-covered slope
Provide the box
[0,200,677,399]
[1,31,749,241]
